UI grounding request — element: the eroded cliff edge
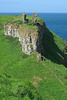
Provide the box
[4,14,46,55]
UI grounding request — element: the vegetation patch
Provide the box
[0,24,3,30]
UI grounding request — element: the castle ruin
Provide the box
[4,12,45,55]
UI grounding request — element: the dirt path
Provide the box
[43,62,67,87]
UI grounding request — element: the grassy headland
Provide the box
[0,15,67,100]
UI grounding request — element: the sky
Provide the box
[0,0,67,13]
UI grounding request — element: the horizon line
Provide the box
[0,12,67,14]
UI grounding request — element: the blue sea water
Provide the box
[0,13,67,41]
[37,13,67,42]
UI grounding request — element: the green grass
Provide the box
[6,15,44,31]
[0,15,67,100]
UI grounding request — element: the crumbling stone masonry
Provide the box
[32,12,37,22]
[23,12,28,23]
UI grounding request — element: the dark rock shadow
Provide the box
[37,23,67,68]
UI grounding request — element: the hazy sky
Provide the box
[0,0,67,13]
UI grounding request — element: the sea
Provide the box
[0,13,67,41]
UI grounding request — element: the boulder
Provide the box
[37,53,42,61]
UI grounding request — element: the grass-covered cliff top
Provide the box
[0,15,67,100]
[5,15,45,31]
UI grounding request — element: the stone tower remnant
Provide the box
[32,12,37,22]
[23,12,28,23]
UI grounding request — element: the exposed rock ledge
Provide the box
[4,21,45,55]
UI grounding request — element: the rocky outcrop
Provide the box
[4,23,19,37]
[4,19,45,55]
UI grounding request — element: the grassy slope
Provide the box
[0,15,67,100]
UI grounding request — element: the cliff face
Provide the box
[4,22,45,55]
